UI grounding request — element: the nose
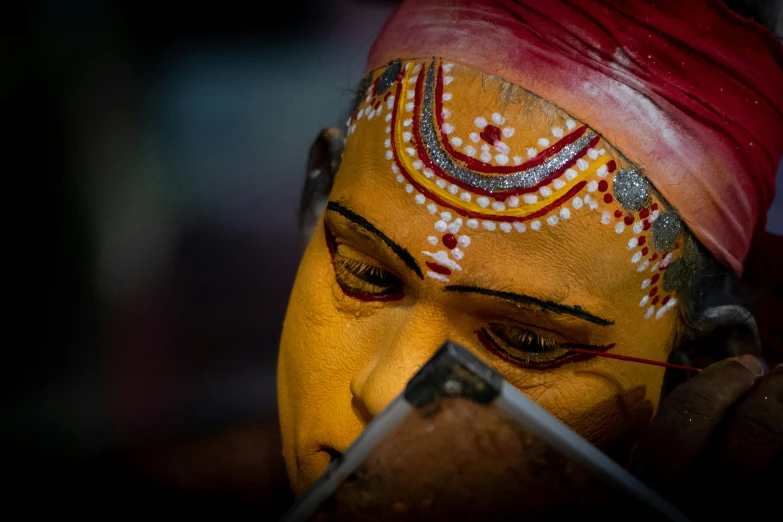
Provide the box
[350,304,448,420]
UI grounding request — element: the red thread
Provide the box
[567,347,701,372]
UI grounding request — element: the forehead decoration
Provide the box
[346,59,686,320]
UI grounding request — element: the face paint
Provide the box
[278,58,688,495]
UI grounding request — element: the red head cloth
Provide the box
[367,0,783,274]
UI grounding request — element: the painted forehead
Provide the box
[344,58,688,322]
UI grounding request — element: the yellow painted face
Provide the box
[278,59,688,495]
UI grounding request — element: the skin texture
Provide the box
[278,59,688,496]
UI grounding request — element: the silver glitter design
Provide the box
[419,62,597,193]
[613,168,649,212]
[651,212,682,252]
[377,60,402,95]
[662,257,688,292]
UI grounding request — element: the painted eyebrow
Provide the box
[326,201,424,279]
[444,285,614,326]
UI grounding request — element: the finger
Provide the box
[631,354,765,485]
[710,363,783,479]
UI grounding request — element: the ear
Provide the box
[661,305,761,400]
[298,128,344,243]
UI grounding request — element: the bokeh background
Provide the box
[5,0,782,514]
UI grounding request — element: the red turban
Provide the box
[367,0,783,274]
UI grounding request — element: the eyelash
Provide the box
[478,324,575,368]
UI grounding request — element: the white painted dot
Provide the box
[469,132,480,143]
[574,198,585,211]
[443,123,455,134]
[448,184,459,195]
[406,147,416,157]
[458,235,471,247]
[538,138,550,147]
[640,296,649,307]
[596,165,608,177]
[464,145,476,157]
[495,142,510,155]
[637,260,650,272]
[476,196,490,208]
[600,210,611,224]
[631,251,642,264]
[492,201,506,211]
[434,220,448,232]
[440,211,452,222]
[552,127,564,138]
[667,298,678,308]
[474,116,487,128]
[560,208,571,220]
[357,108,364,118]
[384,138,391,148]
[405,184,414,193]
[413,160,423,170]
[498,222,511,233]
[480,152,492,162]
[396,174,405,184]
[589,199,599,210]
[651,210,660,221]
[633,221,644,234]
[427,236,438,246]
[444,76,454,85]
[405,102,414,111]
[385,150,394,160]
[436,179,447,189]
[403,132,412,142]
[492,113,505,125]
[645,306,655,319]
[641,279,651,289]
[442,93,452,101]
[391,164,399,174]
[507,196,520,208]
[387,96,395,109]
[615,222,625,234]
[587,180,598,192]
[495,154,508,165]
[655,307,667,320]
[513,156,522,165]
[566,120,576,130]
[448,220,461,234]
[513,222,526,232]
[628,237,639,249]
[451,137,463,147]
[452,248,463,260]
[443,63,454,72]
[531,220,542,231]
[540,186,553,198]
[527,148,537,158]
[587,149,599,160]
[460,192,472,202]
[415,194,426,205]
[502,127,515,138]
[553,179,566,190]
[412,64,421,72]
[577,158,590,171]
[599,148,606,156]
[584,195,592,205]
[385,126,390,133]
[547,215,559,226]
[480,144,490,153]
[565,169,578,181]
[403,119,412,127]
[409,75,418,84]
[427,203,437,214]
[523,194,538,205]
[385,113,392,122]
[423,168,434,178]
[441,108,451,119]
[367,110,375,120]
[482,221,496,231]
[466,219,479,229]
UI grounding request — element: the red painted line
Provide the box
[425,261,452,275]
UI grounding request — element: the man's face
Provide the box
[278,59,687,495]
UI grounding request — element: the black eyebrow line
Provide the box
[444,285,614,326]
[326,201,424,279]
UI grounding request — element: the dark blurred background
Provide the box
[6,0,398,514]
[3,0,781,516]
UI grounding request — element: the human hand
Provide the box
[630,355,782,519]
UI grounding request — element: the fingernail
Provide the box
[734,354,765,377]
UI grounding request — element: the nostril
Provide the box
[323,446,343,465]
